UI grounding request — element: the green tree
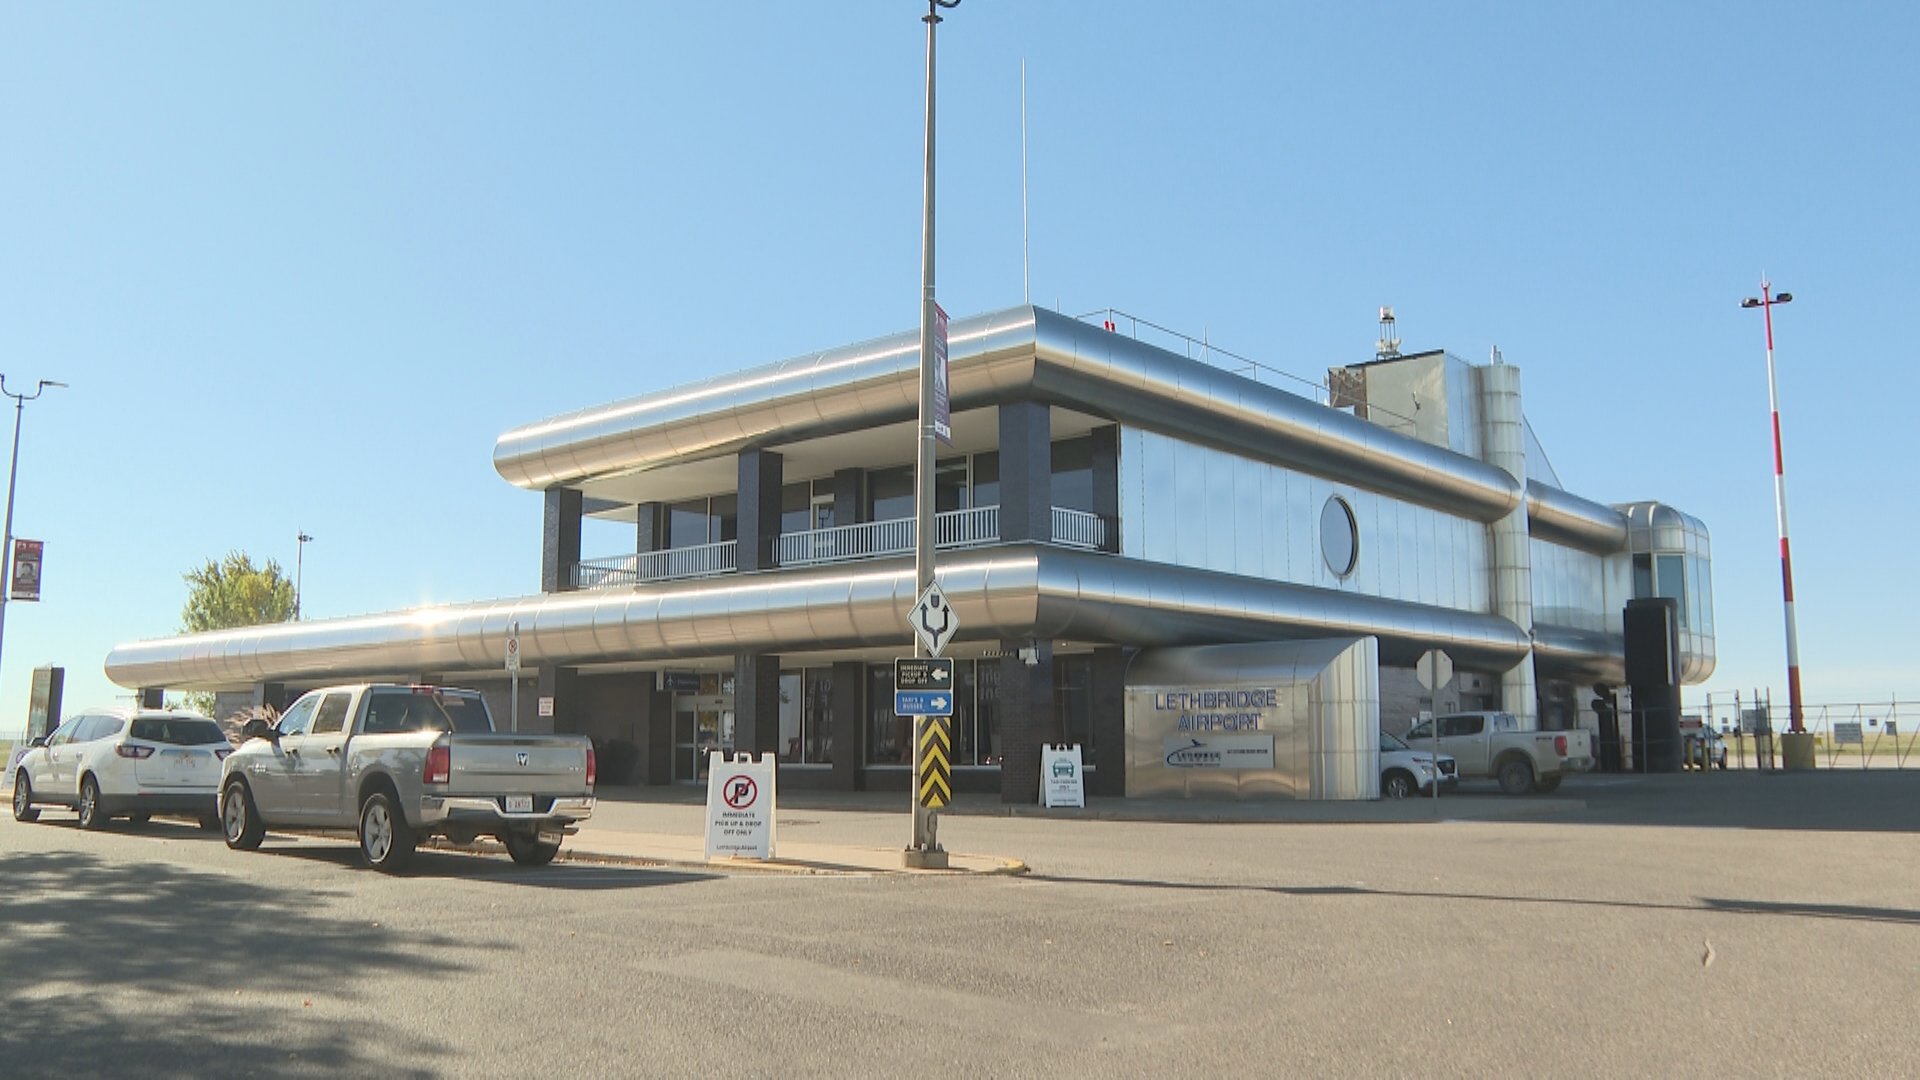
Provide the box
[179,552,295,715]
[182,552,296,633]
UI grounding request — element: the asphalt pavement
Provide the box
[2,769,1916,1078]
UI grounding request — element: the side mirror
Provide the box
[28,736,46,748]
[241,718,275,742]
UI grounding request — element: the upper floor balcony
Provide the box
[571,505,1111,589]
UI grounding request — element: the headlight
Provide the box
[1418,764,1436,775]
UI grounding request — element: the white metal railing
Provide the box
[1050,506,1109,551]
[573,504,1112,588]
[572,541,737,587]
[778,506,1001,567]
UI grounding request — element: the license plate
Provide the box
[505,796,533,814]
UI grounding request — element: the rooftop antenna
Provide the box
[1375,306,1401,360]
[1490,345,1503,365]
[1022,58,1029,304]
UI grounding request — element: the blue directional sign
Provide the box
[895,690,954,717]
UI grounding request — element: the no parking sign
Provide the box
[704,751,777,860]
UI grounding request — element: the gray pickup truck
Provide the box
[1402,710,1594,795]
[219,683,594,871]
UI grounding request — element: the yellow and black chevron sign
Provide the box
[916,715,952,809]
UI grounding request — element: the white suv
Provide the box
[13,709,232,830]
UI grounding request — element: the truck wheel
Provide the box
[13,772,39,822]
[222,779,266,850]
[503,830,562,867]
[1496,757,1535,796]
[1531,775,1563,793]
[77,776,107,830]
[1381,770,1416,800]
[359,790,416,873]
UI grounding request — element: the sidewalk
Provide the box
[556,784,1585,875]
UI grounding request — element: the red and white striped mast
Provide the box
[1741,280,1803,733]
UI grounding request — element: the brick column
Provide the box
[736,450,784,572]
[542,486,583,593]
[998,401,1051,543]
[732,653,782,758]
[1090,425,1120,552]
[998,640,1055,803]
[1087,646,1128,796]
[831,660,865,790]
[636,502,665,554]
[535,665,576,736]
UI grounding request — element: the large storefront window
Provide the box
[1055,655,1094,767]
[868,665,907,764]
[776,668,835,765]
[1052,436,1096,513]
[668,495,738,547]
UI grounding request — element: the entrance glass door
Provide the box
[673,692,735,783]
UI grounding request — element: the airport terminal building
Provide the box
[106,305,1715,800]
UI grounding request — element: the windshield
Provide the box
[129,717,228,745]
[1381,731,1409,752]
[362,689,494,735]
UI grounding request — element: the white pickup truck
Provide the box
[219,683,595,872]
[1402,711,1594,795]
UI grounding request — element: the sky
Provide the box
[2,2,1915,729]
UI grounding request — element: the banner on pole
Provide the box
[933,303,951,444]
[11,539,42,601]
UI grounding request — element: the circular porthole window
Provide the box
[1321,496,1358,578]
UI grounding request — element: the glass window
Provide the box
[778,672,803,762]
[1440,714,1485,737]
[669,500,710,549]
[1656,553,1689,629]
[867,665,907,765]
[781,483,813,536]
[866,466,914,523]
[311,692,353,735]
[935,457,970,513]
[971,660,1001,766]
[277,697,319,737]
[709,495,737,542]
[1632,554,1653,599]
[361,689,491,735]
[972,452,1000,509]
[1054,656,1095,766]
[805,668,834,765]
[129,717,226,745]
[47,716,83,746]
[1321,497,1358,577]
[1051,437,1095,513]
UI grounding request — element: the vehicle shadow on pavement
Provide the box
[250,839,719,890]
[1014,874,1920,928]
[0,851,460,1078]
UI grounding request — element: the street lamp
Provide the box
[908,0,960,867]
[1739,281,1803,734]
[295,531,313,620]
[0,376,67,689]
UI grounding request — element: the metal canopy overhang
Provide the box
[493,306,1530,525]
[105,545,1539,692]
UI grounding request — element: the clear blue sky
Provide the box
[2,2,1914,727]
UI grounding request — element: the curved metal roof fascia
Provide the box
[493,306,1522,523]
[107,546,1536,691]
[1526,481,1629,554]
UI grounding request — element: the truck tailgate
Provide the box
[443,735,590,796]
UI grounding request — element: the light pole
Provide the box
[0,377,67,689]
[295,532,313,620]
[1740,281,1803,735]
[909,0,959,865]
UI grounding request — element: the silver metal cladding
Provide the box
[106,545,1534,691]
[1527,481,1629,554]
[492,305,1522,523]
